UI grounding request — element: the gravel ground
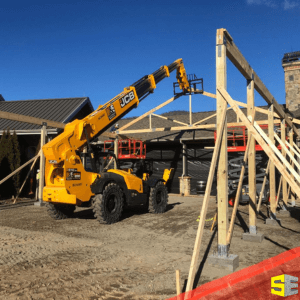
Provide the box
[0,194,300,300]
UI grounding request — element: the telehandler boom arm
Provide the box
[43,59,190,205]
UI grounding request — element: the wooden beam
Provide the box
[14,150,41,204]
[152,113,189,126]
[176,270,181,297]
[289,129,296,204]
[38,124,46,202]
[221,28,298,135]
[192,107,231,126]
[268,103,276,215]
[0,154,40,185]
[185,102,227,293]
[285,139,300,160]
[282,120,288,205]
[293,141,300,155]
[216,28,229,250]
[276,176,282,207]
[0,110,65,129]
[274,133,300,170]
[202,91,216,99]
[257,159,270,213]
[118,119,280,135]
[218,87,300,198]
[118,95,181,131]
[253,122,300,183]
[247,74,256,232]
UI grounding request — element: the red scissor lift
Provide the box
[104,139,146,160]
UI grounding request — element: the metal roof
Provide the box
[0,97,94,133]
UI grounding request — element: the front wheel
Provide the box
[148,181,168,214]
[93,183,124,224]
[46,203,76,220]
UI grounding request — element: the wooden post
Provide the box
[185,103,227,294]
[176,270,181,297]
[216,28,229,255]
[268,103,276,218]
[257,160,270,213]
[114,139,118,169]
[149,113,152,130]
[182,142,187,176]
[38,123,47,204]
[281,120,288,206]
[247,74,257,234]
[189,94,192,125]
[289,129,296,206]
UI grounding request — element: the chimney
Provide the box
[282,51,300,112]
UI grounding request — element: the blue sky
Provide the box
[1,0,300,118]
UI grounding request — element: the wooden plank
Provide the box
[274,133,300,170]
[152,113,189,126]
[289,129,296,204]
[0,154,40,185]
[202,91,216,99]
[0,110,65,129]
[253,122,300,183]
[282,120,288,205]
[189,94,192,125]
[285,139,300,160]
[176,270,181,297]
[14,150,41,204]
[118,95,181,131]
[268,103,276,215]
[221,28,298,135]
[293,141,300,155]
[257,159,270,213]
[218,87,300,198]
[247,75,256,231]
[192,107,231,126]
[38,125,46,201]
[118,119,280,135]
[216,29,228,249]
[185,101,227,293]
[276,176,282,207]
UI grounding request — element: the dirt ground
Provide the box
[0,195,300,300]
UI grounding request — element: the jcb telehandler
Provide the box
[42,59,191,224]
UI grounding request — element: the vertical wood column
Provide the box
[114,139,118,169]
[281,120,288,206]
[216,29,229,254]
[247,75,256,233]
[182,142,187,176]
[38,123,47,202]
[189,94,192,125]
[268,104,276,217]
[289,129,296,206]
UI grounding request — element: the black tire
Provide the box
[46,203,76,220]
[93,182,123,224]
[148,181,168,214]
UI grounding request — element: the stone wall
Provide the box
[282,61,300,112]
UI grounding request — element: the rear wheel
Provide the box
[46,203,75,220]
[93,183,123,224]
[149,181,168,213]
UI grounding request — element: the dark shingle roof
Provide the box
[100,105,282,142]
[0,97,93,131]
